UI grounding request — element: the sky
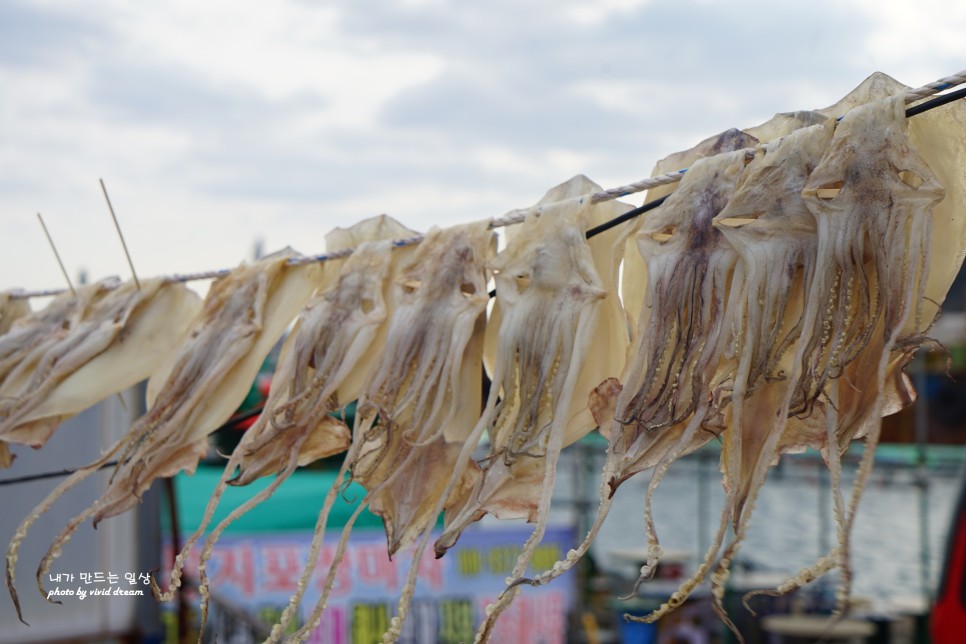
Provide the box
[1,0,964,298]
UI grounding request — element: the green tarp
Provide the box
[164,464,386,534]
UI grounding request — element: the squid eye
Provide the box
[514,274,531,292]
[360,298,375,314]
[814,180,843,200]
[402,279,421,294]
[649,225,677,243]
[460,282,477,297]
[898,170,924,188]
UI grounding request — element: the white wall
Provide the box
[0,389,155,642]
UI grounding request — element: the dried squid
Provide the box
[0,291,30,336]
[515,78,966,630]
[0,280,115,393]
[6,249,320,623]
[646,120,838,628]
[696,94,951,626]
[619,129,758,338]
[230,215,419,485]
[1,284,105,470]
[288,221,493,643]
[415,175,632,642]
[747,95,945,611]
[155,216,419,632]
[512,138,758,615]
[0,278,201,450]
[728,89,964,621]
[260,218,429,642]
[610,147,758,610]
[0,291,30,467]
[1,280,117,458]
[716,120,834,510]
[698,76,964,624]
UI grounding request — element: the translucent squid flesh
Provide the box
[0,291,30,336]
[268,219,425,641]
[715,76,965,625]
[516,81,966,641]
[534,140,759,606]
[707,94,950,631]
[619,129,763,341]
[0,291,33,467]
[439,175,631,549]
[0,278,201,449]
[1,282,103,473]
[564,134,758,598]
[714,118,836,530]
[423,175,631,642]
[777,94,944,610]
[645,120,838,629]
[159,217,418,633]
[611,146,756,486]
[225,215,420,487]
[0,280,116,393]
[355,221,493,553]
[5,249,320,624]
[294,221,493,643]
[538,125,829,625]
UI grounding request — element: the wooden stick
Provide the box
[36,213,76,296]
[99,178,141,289]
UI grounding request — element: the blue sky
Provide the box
[2,0,964,296]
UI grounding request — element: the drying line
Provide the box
[10,71,966,300]
[0,461,119,486]
[904,69,966,104]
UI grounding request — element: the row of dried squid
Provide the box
[2,72,965,642]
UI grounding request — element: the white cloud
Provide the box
[850,0,966,69]
[564,0,653,25]
[1,0,964,297]
[109,1,445,128]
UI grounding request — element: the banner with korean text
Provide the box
[163,523,576,643]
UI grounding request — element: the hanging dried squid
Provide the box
[264,218,429,642]
[510,137,757,608]
[514,77,966,631]
[0,291,30,336]
[1,283,100,470]
[650,88,960,631]
[605,146,756,604]
[0,290,32,467]
[0,280,114,394]
[640,119,839,629]
[230,215,420,485]
[400,176,632,643]
[731,95,947,617]
[289,221,494,643]
[6,249,320,624]
[155,216,419,633]
[715,87,966,625]
[0,278,201,450]
[667,75,966,628]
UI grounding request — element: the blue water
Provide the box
[552,444,964,612]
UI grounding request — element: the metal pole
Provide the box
[818,463,830,568]
[132,382,164,643]
[697,448,709,558]
[914,353,932,604]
